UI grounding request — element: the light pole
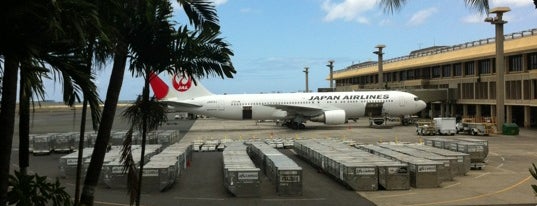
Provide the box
[327,60,334,91]
[374,44,385,90]
[303,67,309,93]
[485,7,510,133]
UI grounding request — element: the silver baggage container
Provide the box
[52,132,77,153]
[375,161,410,190]
[223,142,260,197]
[405,144,471,176]
[58,148,94,178]
[31,134,54,155]
[357,144,442,188]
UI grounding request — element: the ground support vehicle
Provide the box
[416,121,436,136]
[433,118,457,135]
[456,122,495,136]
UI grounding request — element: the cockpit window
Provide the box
[414,97,420,101]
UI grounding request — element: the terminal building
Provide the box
[331,28,537,128]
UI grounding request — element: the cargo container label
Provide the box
[238,172,258,180]
[355,168,376,175]
[66,159,78,165]
[388,167,408,174]
[280,175,300,182]
[280,171,298,175]
[143,169,159,177]
[417,165,436,173]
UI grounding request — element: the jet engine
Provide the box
[310,110,346,125]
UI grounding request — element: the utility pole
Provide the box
[326,60,334,91]
[374,44,385,90]
[485,7,510,133]
[303,67,309,93]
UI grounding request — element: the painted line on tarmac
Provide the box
[496,163,504,168]
[408,175,532,206]
[444,182,461,189]
[94,201,139,206]
[365,192,417,198]
[263,198,326,201]
[173,197,225,201]
[473,172,490,179]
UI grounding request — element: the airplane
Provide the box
[149,73,427,129]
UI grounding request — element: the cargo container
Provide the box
[32,134,54,155]
[247,142,302,196]
[357,144,443,188]
[294,139,409,191]
[423,137,487,169]
[52,132,77,153]
[222,142,260,197]
[404,144,471,176]
[59,148,94,178]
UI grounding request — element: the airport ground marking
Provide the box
[173,197,225,201]
[363,192,417,198]
[443,182,461,189]
[408,175,532,206]
[473,172,490,179]
[262,198,326,201]
[497,163,504,168]
[94,200,139,206]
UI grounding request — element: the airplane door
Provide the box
[365,102,383,117]
[242,106,252,120]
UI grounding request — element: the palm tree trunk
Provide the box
[19,64,30,176]
[136,74,150,205]
[75,99,88,206]
[80,43,128,206]
[0,55,20,205]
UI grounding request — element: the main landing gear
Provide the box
[282,120,305,130]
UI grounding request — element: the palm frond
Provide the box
[464,0,489,14]
[120,128,139,205]
[176,0,219,30]
[378,0,407,14]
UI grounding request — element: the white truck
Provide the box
[433,117,457,135]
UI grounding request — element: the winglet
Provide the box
[149,72,169,100]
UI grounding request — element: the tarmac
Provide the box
[9,109,537,206]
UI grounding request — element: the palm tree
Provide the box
[18,61,48,176]
[379,0,489,14]
[79,0,224,205]
[0,0,102,204]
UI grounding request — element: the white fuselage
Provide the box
[166,90,426,121]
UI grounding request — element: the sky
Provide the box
[43,0,537,101]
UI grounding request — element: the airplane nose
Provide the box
[418,100,426,111]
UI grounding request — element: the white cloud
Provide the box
[212,0,229,6]
[407,7,438,26]
[491,0,532,8]
[321,0,379,23]
[461,13,486,23]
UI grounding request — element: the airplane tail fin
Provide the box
[149,72,213,101]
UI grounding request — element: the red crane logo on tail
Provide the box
[172,74,192,92]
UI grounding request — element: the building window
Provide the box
[453,63,462,76]
[506,80,522,99]
[508,55,523,72]
[475,82,488,99]
[489,81,496,99]
[478,59,491,74]
[442,65,451,77]
[432,66,441,78]
[524,80,530,100]
[464,61,475,76]
[462,83,474,99]
[407,69,415,80]
[533,80,537,99]
[528,52,537,70]
[421,68,429,79]
[400,71,407,81]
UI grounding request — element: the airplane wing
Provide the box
[162,101,203,108]
[265,104,332,117]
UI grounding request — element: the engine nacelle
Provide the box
[310,110,346,125]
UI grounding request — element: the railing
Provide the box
[334,28,537,74]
